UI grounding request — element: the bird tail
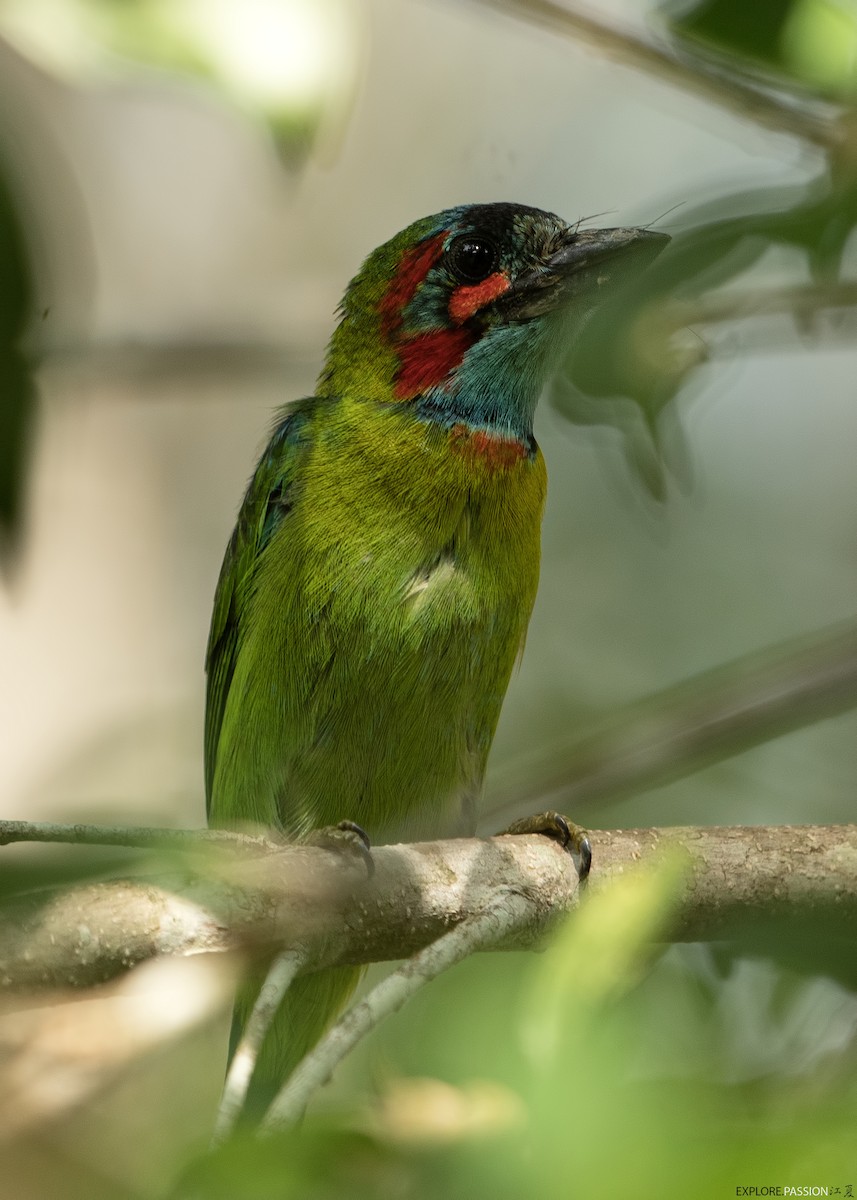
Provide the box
[230,963,363,1121]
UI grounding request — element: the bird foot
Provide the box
[303,820,374,877]
[500,811,591,883]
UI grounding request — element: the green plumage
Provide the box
[206,392,544,1097]
[206,394,544,839]
[204,203,666,1112]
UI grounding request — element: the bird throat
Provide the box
[447,423,532,468]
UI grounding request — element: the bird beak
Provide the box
[503,227,670,321]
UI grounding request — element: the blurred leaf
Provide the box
[173,1125,401,1200]
[0,958,233,1144]
[782,0,857,95]
[521,853,687,1066]
[556,170,857,496]
[666,0,796,67]
[0,163,35,570]
[716,911,857,991]
[664,0,857,96]
[367,1075,525,1146]
[0,846,146,907]
[0,0,359,161]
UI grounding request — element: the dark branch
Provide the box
[488,619,857,823]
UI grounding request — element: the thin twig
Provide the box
[260,890,537,1132]
[469,0,842,148]
[0,819,276,856]
[212,948,307,1146]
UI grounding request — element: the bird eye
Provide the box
[446,235,498,285]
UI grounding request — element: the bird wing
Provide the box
[204,398,317,813]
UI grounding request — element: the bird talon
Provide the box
[500,810,591,884]
[335,820,371,854]
[304,820,374,877]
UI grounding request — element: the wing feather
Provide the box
[203,399,316,812]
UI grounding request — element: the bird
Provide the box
[204,201,668,1114]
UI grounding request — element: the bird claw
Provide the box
[303,820,375,877]
[500,810,592,883]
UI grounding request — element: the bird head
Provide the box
[320,202,668,442]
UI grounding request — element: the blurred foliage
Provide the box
[0,0,357,159]
[170,862,857,1199]
[0,162,35,570]
[555,171,857,497]
[553,0,857,497]
[666,0,857,95]
[0,845,134,904]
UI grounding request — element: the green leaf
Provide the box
[520,852,688,1067]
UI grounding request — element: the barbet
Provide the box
[205,202,667,1107]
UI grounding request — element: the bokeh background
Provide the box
[1,0,857,1196]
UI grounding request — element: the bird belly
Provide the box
[286,545,528,841]
[210,420,545,843]
[210,519,536,843]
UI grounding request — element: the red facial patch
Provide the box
[448,271,511,324]
[394,329,476,400]
[449,423,528,469]
[380,233,504,399]
[380,233,446,337]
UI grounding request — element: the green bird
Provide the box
[205,202,667,1110]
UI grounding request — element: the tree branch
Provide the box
[1,825,855,994]
[488,619,857,823]
[213,948,307,1145]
